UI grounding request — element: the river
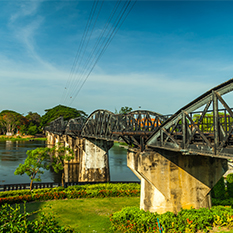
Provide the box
[0,140,139,184]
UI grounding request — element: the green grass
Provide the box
[0,136,46,141]
[25,197,140,233]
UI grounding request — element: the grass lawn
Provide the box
[0,135,46,141]
[25,197,140,233]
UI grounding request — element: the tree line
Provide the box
[0,105,133,136]
[0,105,87,136]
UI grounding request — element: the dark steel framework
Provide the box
[147,79,233,159]
[46,79,233,158]
[46,110,167,150]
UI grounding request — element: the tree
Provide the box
[40,105,87,127]
[0,110,27,135]
[14,145,74,190]
[50,143,74,187]
[27,125,38,135]
[25,112,42,135]
[14,147,51,190]
[115,106,133,115]
[26,112,41,126]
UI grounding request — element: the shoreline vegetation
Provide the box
[0,135,46,141]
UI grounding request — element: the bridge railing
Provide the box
[166,108,233,136]
[147,79,233,158]
[0,181,140,192]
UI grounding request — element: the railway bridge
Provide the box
[46,79,233,214]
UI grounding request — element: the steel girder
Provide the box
[65,117,86,136]
[47,117,67,135]
[113,110,168,150]
[80,110,120,141]
[146,78,233,159]
[46,110,167,148]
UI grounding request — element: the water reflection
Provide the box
[0,141,139,184]
[5,141,14,150]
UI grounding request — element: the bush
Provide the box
[110,206,233,233]
[211,177,225,199]
[227,173,233,198]
[0,203,75,232]
[0,183,140,205]
[27,125,38,135]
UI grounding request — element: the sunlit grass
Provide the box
[25,197,140,232]
[0,136,46,141]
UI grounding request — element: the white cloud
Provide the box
[7,1,56,71]
[10,1,42,23]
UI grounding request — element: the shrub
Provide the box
[211,177,225,199]
[0,183,140,205]
[227,173,233,198]
[27,125,38,135]
[110,206,233,233]
[0,203,76,232]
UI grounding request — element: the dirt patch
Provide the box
[197,226,233,233]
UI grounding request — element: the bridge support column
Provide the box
[46,132,56,146]
[46,132,65,147]
[63,136,80,164]
[78,138,113,182]
[127,148,228,214]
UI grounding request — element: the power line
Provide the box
[69,0,137,106]
[66,0,105,102]
[61,0,99,103]
[67,0,123,104]
[61,0,137,106]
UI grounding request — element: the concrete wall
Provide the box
[127,148,228,214]
[78,139,113,182]
[46,132,113,182]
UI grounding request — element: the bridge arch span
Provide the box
[147,78,233,158]
[81,109,119,141]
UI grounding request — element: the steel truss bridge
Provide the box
[46,79,233,158]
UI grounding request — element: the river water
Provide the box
[0,140,139,184]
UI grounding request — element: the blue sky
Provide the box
[1,0,233,116]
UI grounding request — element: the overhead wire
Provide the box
[69,0,137,106]
[61,0,137,106]
[61,0,99,104]
[67,0,123,104]
[67,0,105,101]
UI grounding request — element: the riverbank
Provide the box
[0,135,46,141]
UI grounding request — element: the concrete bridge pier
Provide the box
[78,138,113,182]
[46,132,65,147]
[46,132,56,146]
[64,163,79,182]
[127,148,228,214]
[63,136,80,164]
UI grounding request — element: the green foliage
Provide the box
[0,110,27,135]
[27,125,39,135]
[227,174,233,198]
[25,112,42,135]
[0,110,43,135]
[211,177,226,199]
[40,105,87,126]
[14,145,74,190]
[212,197,233,206]
[0,203,76,232]
[50,143,74,187]
[192,112,233,133]
[0,183,140,205]
[110,206,233,233]
[26,112,41,126]
[14,147,52,190]
[115,106,133,115]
